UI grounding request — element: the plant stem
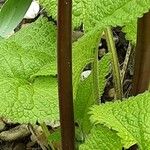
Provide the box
[93,44,100,102]
[132,11,150,95]
[57,0,75,149]
[105,27,123,100]
[40,122,55,150]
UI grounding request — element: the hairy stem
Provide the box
[105,27,123,100]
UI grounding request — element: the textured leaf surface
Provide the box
[80,125,122,150]
[85,0,150,30]
[10,17,57,76]
[90,92,150,149]
[0,17,59,123]
[72,28,102,97]
[40,0,150,30]
[40,0,90,27]
[40,0,56,19]
[98,53,111,98]
[0,0,32,37]
[123,20,137,44]
[75,53,111,134]
[75,73,94,134]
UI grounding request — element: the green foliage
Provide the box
[80,125,122,150]
[123,20,137,44]
[0,0,32,37]
[74,53,110,140]
[40,0,89,28]
[75,73,94,135]
[0,0,150,149]
[40,0,150,31]
[98,53,111,98]
[0,14,107,125]
[72,28,103,98]
[84,0,150,30]
[48,129,61,143]
[0,17,59,123]
[90,91,150,149]
[9,18,57,76]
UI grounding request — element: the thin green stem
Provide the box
[41,122,55,150]
[105,27,123,100]
[92,41,100,102]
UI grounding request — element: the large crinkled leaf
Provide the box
[0,17,59,123]
[86,0,150,29]
[0,75,58,123]
[40,0,150,30]
[40,0,90,28]
[85,0,150,30]
[123,20,137,44]
[72,28,102,97]
[80,125,122,150]
[10,17,57,76]
[90,91,150,149]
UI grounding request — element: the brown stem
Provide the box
[57,0,75,150]
[132,11,150,95]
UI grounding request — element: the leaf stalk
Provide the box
[105,27,123,100]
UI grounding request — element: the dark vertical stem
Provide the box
[131,10,150,150]
[132,11,150,95]
[57,0,75,150]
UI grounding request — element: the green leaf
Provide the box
[10,17,57,76]
[90,91,150,149]
[74,54,111,134]
[40,0,56,19]
[75,73,94,134]
[0,0,32,37]
[40,0,150,30]
[40,0,90,28]
[80,125,122,150]
[85,0,150,30]
[73,28,108,136]
[123,20,137,44]
[98,53,111,98]
[0,17,59,123]
[48,129,61,143]
[73,28,102,98]
[73,28,102,134]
